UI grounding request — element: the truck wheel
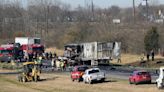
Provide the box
[83,79,87,84]
[71,77,74,82]
[157,82,162,89]
[78,78,81,82]
[134,81,138,85]
[89,80,92,84]
[101,78,105,82]
[129,79,132,84]
[148,80,151,84]
[78,78,83,82]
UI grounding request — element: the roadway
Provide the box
[0,59,159,82]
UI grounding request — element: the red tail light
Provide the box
[0,54,3,57]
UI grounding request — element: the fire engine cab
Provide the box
[15,37,44,54]
[0,45,14,62]
[21,44,44,54]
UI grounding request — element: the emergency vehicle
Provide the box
[15,37,44,54]
[0,45,14,62]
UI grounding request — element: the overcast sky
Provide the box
[60,0,164,9]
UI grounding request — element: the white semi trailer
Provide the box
[64,42,121,66]
[81,42,121,65]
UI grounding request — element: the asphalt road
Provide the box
[0,59,159,81]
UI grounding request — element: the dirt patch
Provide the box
[0,73,163,92]
[0,69,18,73]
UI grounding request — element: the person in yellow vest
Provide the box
[51,58,55,71]
[36,54,43,73]
[56,59,60,71]
[60,61,64,71]
[38,55,42,64]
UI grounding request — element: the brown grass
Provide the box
[46,47,164,67]
[112,54,164,65]
[0,73,163,92]
[0,69,17,73]
[45,47,64,56]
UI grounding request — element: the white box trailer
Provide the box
[81,42,98,61]
[64,42,121,66]
[80,42,121,65]
[15,37,41,45]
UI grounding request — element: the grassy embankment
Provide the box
[0,73,163,92]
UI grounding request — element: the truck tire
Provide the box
[129,79,132,84]
[157,82,162,89]
[78,78,81,82]
[71,76,74,82]
[134,80,138,85]
[83,79,87,84]
[101,78,105,82]
[148,80,151,84]
[89,80,92,84]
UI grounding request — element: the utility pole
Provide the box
[46,5,49,34]
[91,0,94,21]
[143,0,149,22]
[133,0,136,24]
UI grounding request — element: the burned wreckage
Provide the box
[64,42,121,66]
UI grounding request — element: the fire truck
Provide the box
[0,43,25,62]
[15,37,44,54]
[21,44,44,54]
[0,44,14,62]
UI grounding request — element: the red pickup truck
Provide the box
[71,65,89,82]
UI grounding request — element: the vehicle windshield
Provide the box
[33,47,44,52]
[137,72,149,75]
[0,50,12,54]
[88,69,100,74]
[77,67,88,72]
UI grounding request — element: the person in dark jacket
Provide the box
[151,50,155,61]
[146,52,150,61]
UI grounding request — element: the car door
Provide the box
[130,73,135,82]
[71,68,77,79]
[83,71,87,81]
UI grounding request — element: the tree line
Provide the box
[0,0,164,54]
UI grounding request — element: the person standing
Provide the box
[49,52,53,60]
[45,52,49,60]
[24,50,28,62]
[37,55,43,72]
[51,58,55,71]
[56,59,60,71]
[146,52,150,61]
[28,52,33,62]
[151,50,155,61]
[53,52,57,58]
[60,61,64,71]
[140,52,145,62]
